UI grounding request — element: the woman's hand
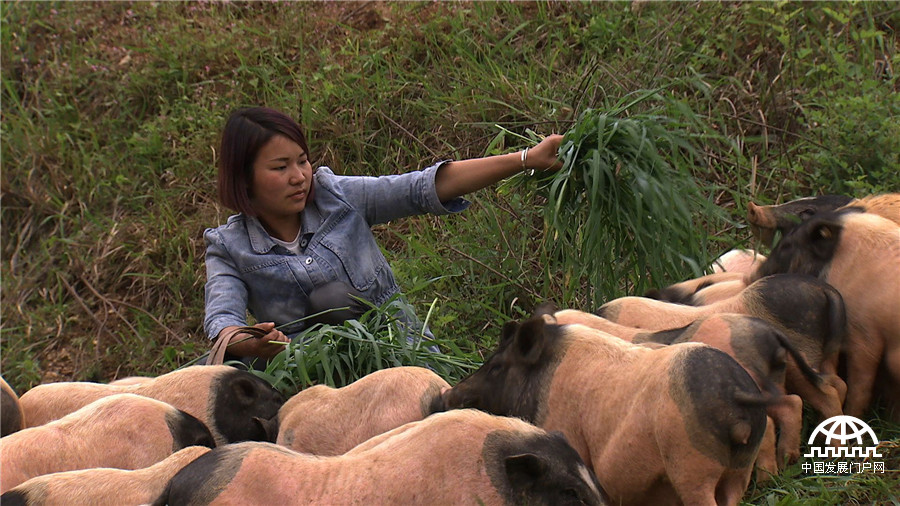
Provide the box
[524,134,565,174]
[218,322,289,360]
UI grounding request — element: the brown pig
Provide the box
[710,249,767,275]
[1,376,25,437]
[639,314,814,473]
[850,193,900,225]
[747,195,854,248]
[18,365,283,445]
[276,366,449,455]
[553,308,653,341]
[689,279,749,305]
[551,310,813,479]
[645,250,764,305]
[437,311,767,506]
[752,208,900,419]
[0,394,215,493]
[108,376,153,386]
[153,409,608,506]
[1,445,210,505]
[645,271,746,305]
[747,193,900,248]
[554,309,814,470]
[553,310,802,478]
[597,273,848,421]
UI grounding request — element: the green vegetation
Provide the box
[246,293,482,397]
[2,2,898,503]
[530,99,726,304]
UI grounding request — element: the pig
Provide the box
[553,308,658,341]
[18,365,283,445]
[276,366,449,455]
[690,278,749,305]
[645,250,765,305]
[438,311,767,506]
[710,249,767,275]
[154,409,607,506]
[552,309,767,346]
[645,271,746,305]
[751,208,900,419]
[747,193,900,248]
[597,273,847,421]
[850,193,900,225]
[552,310,811,478]
[1,376,25,437]
[1,445,210,505]
[0,394,214,493]
[747,195,854,248]
[108,376,153,386]
[637,314,812,472]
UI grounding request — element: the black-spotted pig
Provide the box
[1,445,210,505]
[154,409,607,506]
[597,273,847,421]
[18,365,283,445]
[0,394,214,493]
[752,208,900,419]
[645,250,765,305]
[276,366,449,455]
[747,195,854,248]
[747,193,899,248]
[437,312,767,506]
[554,310,814,475]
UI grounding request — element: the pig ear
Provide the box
[230,374,263,407]
[809,221,840,258]
[532,302,558,319]
[253,415,279,443]
[500,321,520,345]
[504,452,548,488]
[515,316,547,364]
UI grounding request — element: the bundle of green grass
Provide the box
[529,99,724,305]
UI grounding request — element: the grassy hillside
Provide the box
[2,2,898,503]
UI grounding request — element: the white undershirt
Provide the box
[272,230,303,255]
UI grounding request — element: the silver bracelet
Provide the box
[521,147,534,176]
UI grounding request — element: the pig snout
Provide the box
[747,202,775,228]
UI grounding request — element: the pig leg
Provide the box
[667,452,747,506]
[884,343,900,421]
[754,418,778,482]
[716,466,755,506]
[842,330,885,418]
[878,346,900,422]
[767,394,803,468]
[827,371,848,405]
[669,473,719,506]
[671,461,750,506]
[815,353,846,403]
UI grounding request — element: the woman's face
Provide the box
[250,135,313,224]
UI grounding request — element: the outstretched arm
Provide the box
[434,134,563,202]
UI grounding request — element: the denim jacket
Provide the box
[203,162,469,340]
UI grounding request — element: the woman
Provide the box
[204,106,563,362]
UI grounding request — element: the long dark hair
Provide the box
[217,107,310,215]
